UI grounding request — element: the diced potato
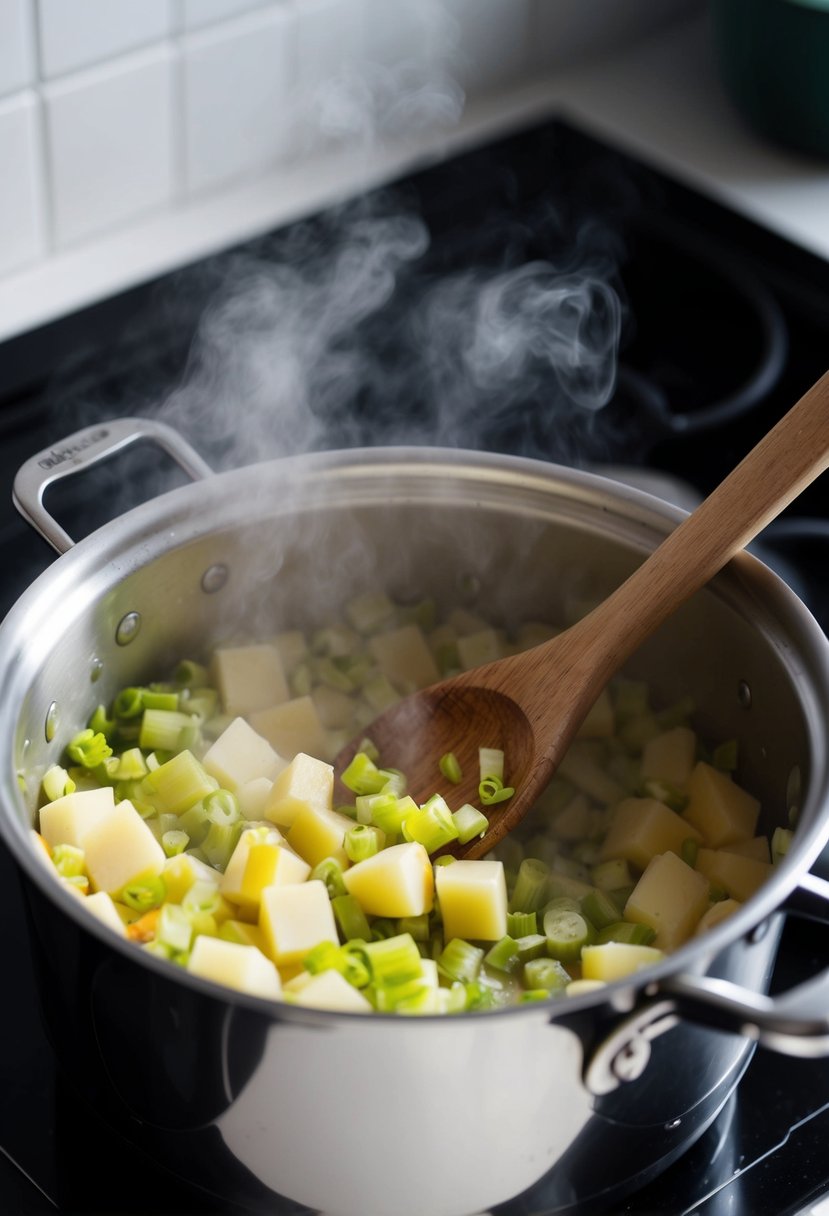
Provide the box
[236,776,274,820]
[434,859,507,942]
[565,979,608,998]
[211,644,289,716]
[311,685,358,730]
[600,797,702,871]
[696,898,742,935]
[220,918,270,952]
[581,942,664,982]
[163,851,221,904]
[558,743,626,806]
[683,762,761,846]
[576,689,615,739]
[641,727,696,788]
[259,880,338,966]
[241,842,311,904]
[343,842,434,918]
[445,608,488,636]
[695,848,773,902]
[202,717,285,791]
[457,628,505,669]
[289,969,373,1012]
[249,696,329,762]
[551,793,592,841]
[39,786,115,849]
[264,752,334,828]
[273,629,308,674]
[368,624,439,692]
[84,890,127,937]
[187,936,282,999]
[624,851,710,950]
[345,591,395,635]
[82,800,165,895]
[286,805,358,869]
[720,836,771,863]
[221,827,284,905]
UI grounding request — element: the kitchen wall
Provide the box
[0,0,700,323]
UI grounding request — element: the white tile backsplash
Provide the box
[180,0,273,31]
[182,6,293,195]
[0,0,704,316]
[0,0,34,97]
[0,90,44,274]
[45,47,175,247]
[37,0,174,79]
[293,0,366,151]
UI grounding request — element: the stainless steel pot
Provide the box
[4,417,829,1216]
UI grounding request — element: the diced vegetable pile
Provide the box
[32,591,793,1014]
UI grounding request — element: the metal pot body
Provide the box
[4,439,829,1216]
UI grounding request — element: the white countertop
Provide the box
[1,10,827,344]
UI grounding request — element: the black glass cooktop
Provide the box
[2,114,829,1216]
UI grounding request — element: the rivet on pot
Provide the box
[748,919,771,945]
[116,612,142,646]
[202,564,228,594]
[737,680,752,709]
[45,702,59,742]
[611,1037,651,1084]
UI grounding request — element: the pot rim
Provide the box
[3,442,829,1027]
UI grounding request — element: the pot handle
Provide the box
[659,872,829,1057]
[13,416,213,554]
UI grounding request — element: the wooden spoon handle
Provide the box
[566,369,829,684]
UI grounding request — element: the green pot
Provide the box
[710,0,829,158]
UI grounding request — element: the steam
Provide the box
[160,205,622,469]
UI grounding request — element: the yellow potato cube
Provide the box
[82,800,165,895]
[720,836,771,863]
[457,628,506,669]
[187,936,282,999]
[259,880,338,966]
[221,827,284,905]
[39,786,115,849]
[624,851,710,951]
[434,859,507,942]
[311,686,358,730]
[84,891,127,937]
[211,644,289,716]
[286,805,356,869]
[695,898,742,936]
[241,842,311,904]
[368,624,440,692]
[683,762,760,846]
[600,798,701,872]
[236,776,274,820]
[695,848,772,902]
[250,696,329,763]
[264,752,334,828]
[164,851,222,904]
[641,726,697,788]
[290,969,373,1012]
[220,919,270,952]
[273,629,308,673]
[343,842,434,918]
[581,942,664,982]
[202,717,285,791]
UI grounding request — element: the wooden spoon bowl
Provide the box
[336,371,829,858]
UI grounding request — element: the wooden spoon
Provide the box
[336,370,829,859]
